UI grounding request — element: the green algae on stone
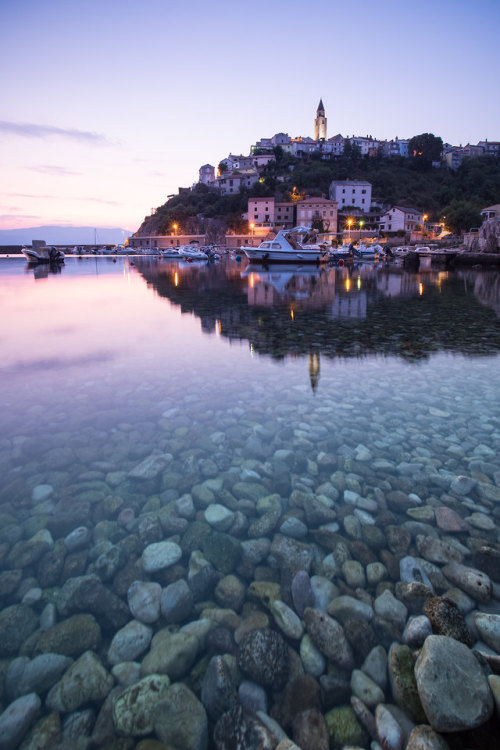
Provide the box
[201,532,242,574]
[325,705,368,748]
[388,643,427,722]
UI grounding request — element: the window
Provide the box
[362,189,366,194]
[362,199,365,204]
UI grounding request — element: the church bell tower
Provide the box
[314,99,327,141]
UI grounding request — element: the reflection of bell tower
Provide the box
[314,99,327,141]
[308,351,320,392]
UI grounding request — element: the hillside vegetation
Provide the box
[136,153,500,236]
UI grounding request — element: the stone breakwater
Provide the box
[0,407,500,748]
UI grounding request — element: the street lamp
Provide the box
[250,223,254,236]
[347,218,353,242]
[173,223,178,236]
[359,220,364,240]
[422,215,427,237]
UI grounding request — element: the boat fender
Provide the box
[339,259,344,267]
[235,255,241,262]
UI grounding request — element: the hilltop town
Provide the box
[131,101,500,252]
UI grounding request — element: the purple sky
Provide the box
[1,0,499,234]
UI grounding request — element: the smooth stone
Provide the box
[488,674,500,716]
[403,616,433,648]
[291,570,315,617]
[271,600,304,640]
[107,619,153,665]
[32,484,53,503]
[112,673,171,736]
[0,693,41,750]
[473,613,500,653]
[310,576,339,611]
[154,682,208,750]
[0,605,38,656]
[342,560,366,588]
[12,653,72,699]
[361,645,388,691]
[303,608,354,671]
[64,526,91,551]
[423,597,473,646]
[414,635,494,731]
[388,644,426,723]
[434,507,469,533]
[111,661,141,686]
[46,651,113,713]
[450,475,477,496]
[442,562,492,602]
[466,512,496,531]
[327,595,373,624]
[237,628,289,690]
[215,575,246,612]
[140,630,199,680]
[127,581,162,624]
[406,724,451,750]
[142,541,182,572]
[374,590,408,628]
[238,680,268,715]
[375,704,404,750]
[200,654,238,721]
[160,578,194,623]
[400,556,433,589]
[35,613,101,656]
[299,633,326,676]
[325,705,367,749]
[128,452,173,479]
[351,669,385,708]
[416,536,463,565]
[280,517,308,539]
[204,504,235,532]
[367,562,387,586]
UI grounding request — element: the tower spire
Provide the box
[314,99,327,141]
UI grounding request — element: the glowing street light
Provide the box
[359,219,364,240]
[173,223,178,236]
[250,223,255,236]
[422,214,428,237]
[347,218,353,242]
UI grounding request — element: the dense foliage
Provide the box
[137,151,500,236]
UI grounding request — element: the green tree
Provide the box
[409,133,443,163]
[442,200,482,234]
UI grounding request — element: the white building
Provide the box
[329,180,372,211]
[296,197,337,232]
[199,164,215,185]
[379,206,424,233]
[248,197,275,226]
[216,170,259,195]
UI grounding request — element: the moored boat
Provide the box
[241,227,328,263]
[22,245,65,264]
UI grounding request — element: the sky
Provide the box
[1,0,499,236]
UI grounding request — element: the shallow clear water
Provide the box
[1,255,500,747]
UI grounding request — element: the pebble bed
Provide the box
[0,259,499,750]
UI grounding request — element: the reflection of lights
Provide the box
[290,309,294,320]
[249,273,255,288]
[250,343,254,358]
[215,319,221,336]
[258,316,263,326]
[419,282,424,295]
[174,272,179,287]
[357,275,361,290]
[345,278,351,292]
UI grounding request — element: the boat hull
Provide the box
[242,247,325,263]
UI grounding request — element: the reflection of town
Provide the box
[134,258,500,390]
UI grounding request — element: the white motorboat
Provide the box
[177,245,208,260]
[22,245,65,264]
[159,248,182,259]
[241,227,329,263]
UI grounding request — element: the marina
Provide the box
[0,255,499,748]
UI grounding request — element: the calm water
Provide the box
[0,255,499,747]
